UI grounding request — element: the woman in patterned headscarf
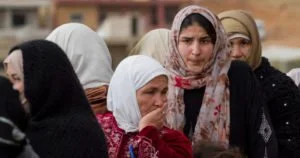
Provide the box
[219,10,300,157]
[165,5,278,157]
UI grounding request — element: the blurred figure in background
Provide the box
[0,76,38,158]
[219,10,300,157]
[129,28,170,64]
[165,5,277,157]
[287,68,300,88]
[97,55,192,158]
[47,23,113,115]
[4,40,108,158]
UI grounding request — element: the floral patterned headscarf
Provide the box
[165,5,232,147]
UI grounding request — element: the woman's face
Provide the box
[6,64,24,95]
[229,37,252,61]
[5,63,29,113]
[178,23,214,71]
[136,75,168,117]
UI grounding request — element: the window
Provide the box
[151,6,157,25]
[131,16,138,36]
[70,13,83,23]
[12,12,26,27]
[165,6,178,26]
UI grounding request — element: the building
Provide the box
[53,0,189,68]
[0,0,52,61]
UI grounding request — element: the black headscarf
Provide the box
[9,40,108,158]
[0,76,28,157]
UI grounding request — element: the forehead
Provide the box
[179,24,208,37]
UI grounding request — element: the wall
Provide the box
[55,5,98,30]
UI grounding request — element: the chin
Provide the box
[231,57,245,61]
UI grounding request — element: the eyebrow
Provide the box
[180,35,211,40]
[199,36,211,40]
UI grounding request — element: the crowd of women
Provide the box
[1,4,300,158]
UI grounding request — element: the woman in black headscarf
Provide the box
[0,76,38,158]
[3,40,108,158]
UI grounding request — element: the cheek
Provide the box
[242,46,251,58]
[203,45,214,60]
[178,43,190,60]
[137,95,152,116]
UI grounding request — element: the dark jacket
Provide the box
[184,60,278,158]
[0,77,38,158]
[254,57,300,157]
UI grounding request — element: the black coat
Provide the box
[9,40,108,158]
[0,77,28,158]
[184,60,278,158]
[254,57,300,157]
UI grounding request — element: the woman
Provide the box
[219,10,300,157]
[4,40,108,158]
[46,23,114,115]
[129,28,170,64]
[0,76,38,158]
[97,55,192,158]
[165,5,277,157]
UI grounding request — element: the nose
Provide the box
[191,41,201,56]
[155,94,167,107]
[13,83,22,93]
[230,45,243,59]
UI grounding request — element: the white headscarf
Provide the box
[287,68,300,86]
[46,23,113,89]
[107,55,167,133]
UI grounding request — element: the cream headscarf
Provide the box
[129,28,170,64]
[46,23,113,89]
[107,55,167,133]
[218,10,262,70]
[4,50,23,82]
[165,5,231,147]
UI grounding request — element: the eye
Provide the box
[240,40,251,46]
[200,38,212,44]
[180,38,193,44]
[162,88,168,95]
[145,90,155,95]
[12,75,21,82]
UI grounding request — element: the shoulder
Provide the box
[228,60,255,84]
[228,60,253,76]
[161,127,189,141]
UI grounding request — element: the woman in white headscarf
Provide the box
[129,28,170,64]
[46,23,113,115]
[97,55,192,158]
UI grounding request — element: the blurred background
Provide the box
[0,0,300,72]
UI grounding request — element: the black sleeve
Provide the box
[265,74,300,157]
[245,68,278,158]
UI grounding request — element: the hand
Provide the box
[139,103,167,132]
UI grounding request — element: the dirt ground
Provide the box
[194,0,300,47]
